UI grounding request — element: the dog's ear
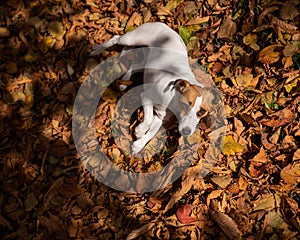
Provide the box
[174,79,189,93]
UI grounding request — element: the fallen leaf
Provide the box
[176,204,196,224]
[217,17,237,39]
[280,3,299,21]
[24,52,37,62]
[260,108,295,127]
[258,45,282,64]
[235,73,254,88]
[211,175,232,189]
[178,26,192,44]
[280,164,300,186]
[126,222,156,240]
[186,16,210,26]
[5,61,17,74]
[252,147,268,163]
[165,0,184,11]
[48,21,66,39]
[222,135,245,155]
[210,211,242,239]
[243,33,257,45]
[24,193,38,212]
[249,161,264,178]
[0,26,10,37]
[284,78,299,93]
[164,163,203,213]
[101,88,118,103]
[253,194,280,211]
[282,56,294,69]
[271,16,298,34]
[283,43,299,57]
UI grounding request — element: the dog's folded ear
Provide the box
[174,79,189,93]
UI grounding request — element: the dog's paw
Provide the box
[90,45,106,56]
[134,123,149,139]
[131,140,145,154]
[118,84,128,91]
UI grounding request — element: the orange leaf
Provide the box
[260,108,295,127]
[258,45,282,64]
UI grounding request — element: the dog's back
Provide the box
[118,23,187,55]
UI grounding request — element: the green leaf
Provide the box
[179,26,192,44]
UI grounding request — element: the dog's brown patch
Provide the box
[174,79,202,109]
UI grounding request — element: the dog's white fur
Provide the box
[90,22,204,154]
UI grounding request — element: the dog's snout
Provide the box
[181,127,191,136]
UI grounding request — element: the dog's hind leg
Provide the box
[132,115,163,154]
[90,35,121,56]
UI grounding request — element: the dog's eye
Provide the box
[197,108,206,117]
[180,102,190,111]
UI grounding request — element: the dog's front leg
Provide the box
[132,115,163,154]
[135,100,154,139]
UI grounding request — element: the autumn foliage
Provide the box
[0,0,300,239]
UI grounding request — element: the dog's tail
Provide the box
[90,35,121,56]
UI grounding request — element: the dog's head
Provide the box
[173,79,210,136]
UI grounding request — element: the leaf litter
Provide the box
[0,0,300,239]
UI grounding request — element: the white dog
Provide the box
[90,22,207,154]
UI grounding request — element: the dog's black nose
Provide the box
[181,127,191,136]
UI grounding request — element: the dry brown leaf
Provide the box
[126,221,156,240]
[24,193,38,212]
[253,194,280,211]
[163,163,202,213]
[280,164,300,186]
[165,0,184,11]
[258,45,282,64]
[293,149,300,161]
[282,56,294,69]
[142,8,152,23]
[211,175,232,189]
[210,211,242,239]
[252,147,268,163]
[186,16,210,26]
[260,108,295,127]
[283,43,299,57]
[217,17,236,39]
[258,6,279,26]
[271,16,298,34]
[280,2,299,20]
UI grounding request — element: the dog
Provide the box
[90,22,207,154]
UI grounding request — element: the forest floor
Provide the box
[0,0,300,239]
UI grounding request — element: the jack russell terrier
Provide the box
[90,22,208,154]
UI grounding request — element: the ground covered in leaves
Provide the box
[1,0,300,239]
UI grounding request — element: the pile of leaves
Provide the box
[0,0,299,239]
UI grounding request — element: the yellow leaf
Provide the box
[48,21,66,39]
[101,88,118,103]
[284,78,299,92]
[243,33,257,45]
[165,0,184,11]
[222,135,245,155]
[44,36,56,49]
[24,52,37,62]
